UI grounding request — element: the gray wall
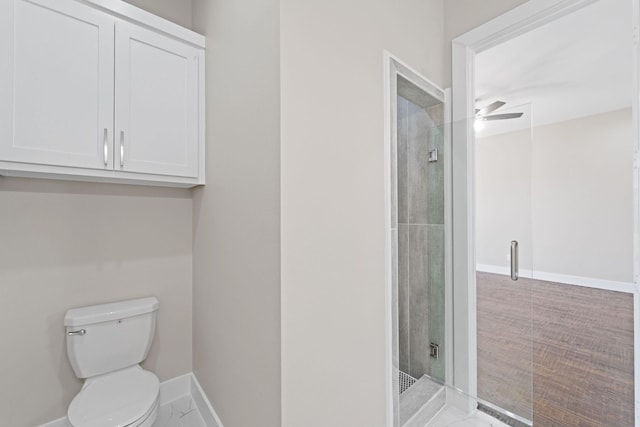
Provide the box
[0,2,195,426]
[191,1,281,426]
[123,0,192,28]
[280,0,445,425]
[0,180,193,427]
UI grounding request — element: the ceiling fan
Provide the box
[475,100,524,122]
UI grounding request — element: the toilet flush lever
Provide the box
[67,329,86,336]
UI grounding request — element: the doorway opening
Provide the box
[452,0,640,425]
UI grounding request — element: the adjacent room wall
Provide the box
[0,3,194,426]
[280,1,444,426]
[191,0,281,426]
[476,109,634,283]
[476,127,534,272]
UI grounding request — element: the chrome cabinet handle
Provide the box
[67,329,86,336]
[103,128,108,166]
[120,131,124,167]
[510,240,519,281]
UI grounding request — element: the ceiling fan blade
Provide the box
[480,112,524,121]
[476,100,506,116]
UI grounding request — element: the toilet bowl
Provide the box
[67,366,159,427]
[64,297,160,427]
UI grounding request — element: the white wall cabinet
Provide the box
[115,22,200,178]
[0,0,205,187]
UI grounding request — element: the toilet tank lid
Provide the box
[64,297,159,327]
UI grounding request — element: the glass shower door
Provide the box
[474,102,533,425]
[393,73,448,426]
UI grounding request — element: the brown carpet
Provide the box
[477,272,634,427]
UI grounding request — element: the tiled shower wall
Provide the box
[397,95,445,381]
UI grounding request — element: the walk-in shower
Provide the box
[396,82,445,388]
[387,55,450,427]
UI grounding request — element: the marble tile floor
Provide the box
[153,395,208,427]
[426,406,510,427]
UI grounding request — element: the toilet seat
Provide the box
[67,366,160,427]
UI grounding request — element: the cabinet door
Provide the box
[115,21,200,178]
[0,0,115,169]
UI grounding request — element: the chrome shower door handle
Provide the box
[103,128,108,166]
[120,131,124,168]
[510,240,519,281]
[67,329,86,336]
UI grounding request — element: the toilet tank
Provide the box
[65,297,159,379]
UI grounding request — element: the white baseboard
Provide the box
[476,263,637,294]
[190,373,224,427]
[159,372,192,405]
[38,416,67,427]
[39,372,223,427]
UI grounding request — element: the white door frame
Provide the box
[451,0,640,423]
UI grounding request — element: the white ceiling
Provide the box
[474,0,632,137]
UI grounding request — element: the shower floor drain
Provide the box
[399,370,417,394]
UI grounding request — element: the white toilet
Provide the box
[64,297,161,427]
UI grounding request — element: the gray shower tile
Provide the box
[405,100,445,226]
[426,120,445,225]
[407,102,430,225]
[397,76,441,110]
[426,103,444,127]
[398,224,409,373]
[408,224,430,378]
[397,96,409,224]
[427,225,445,381]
